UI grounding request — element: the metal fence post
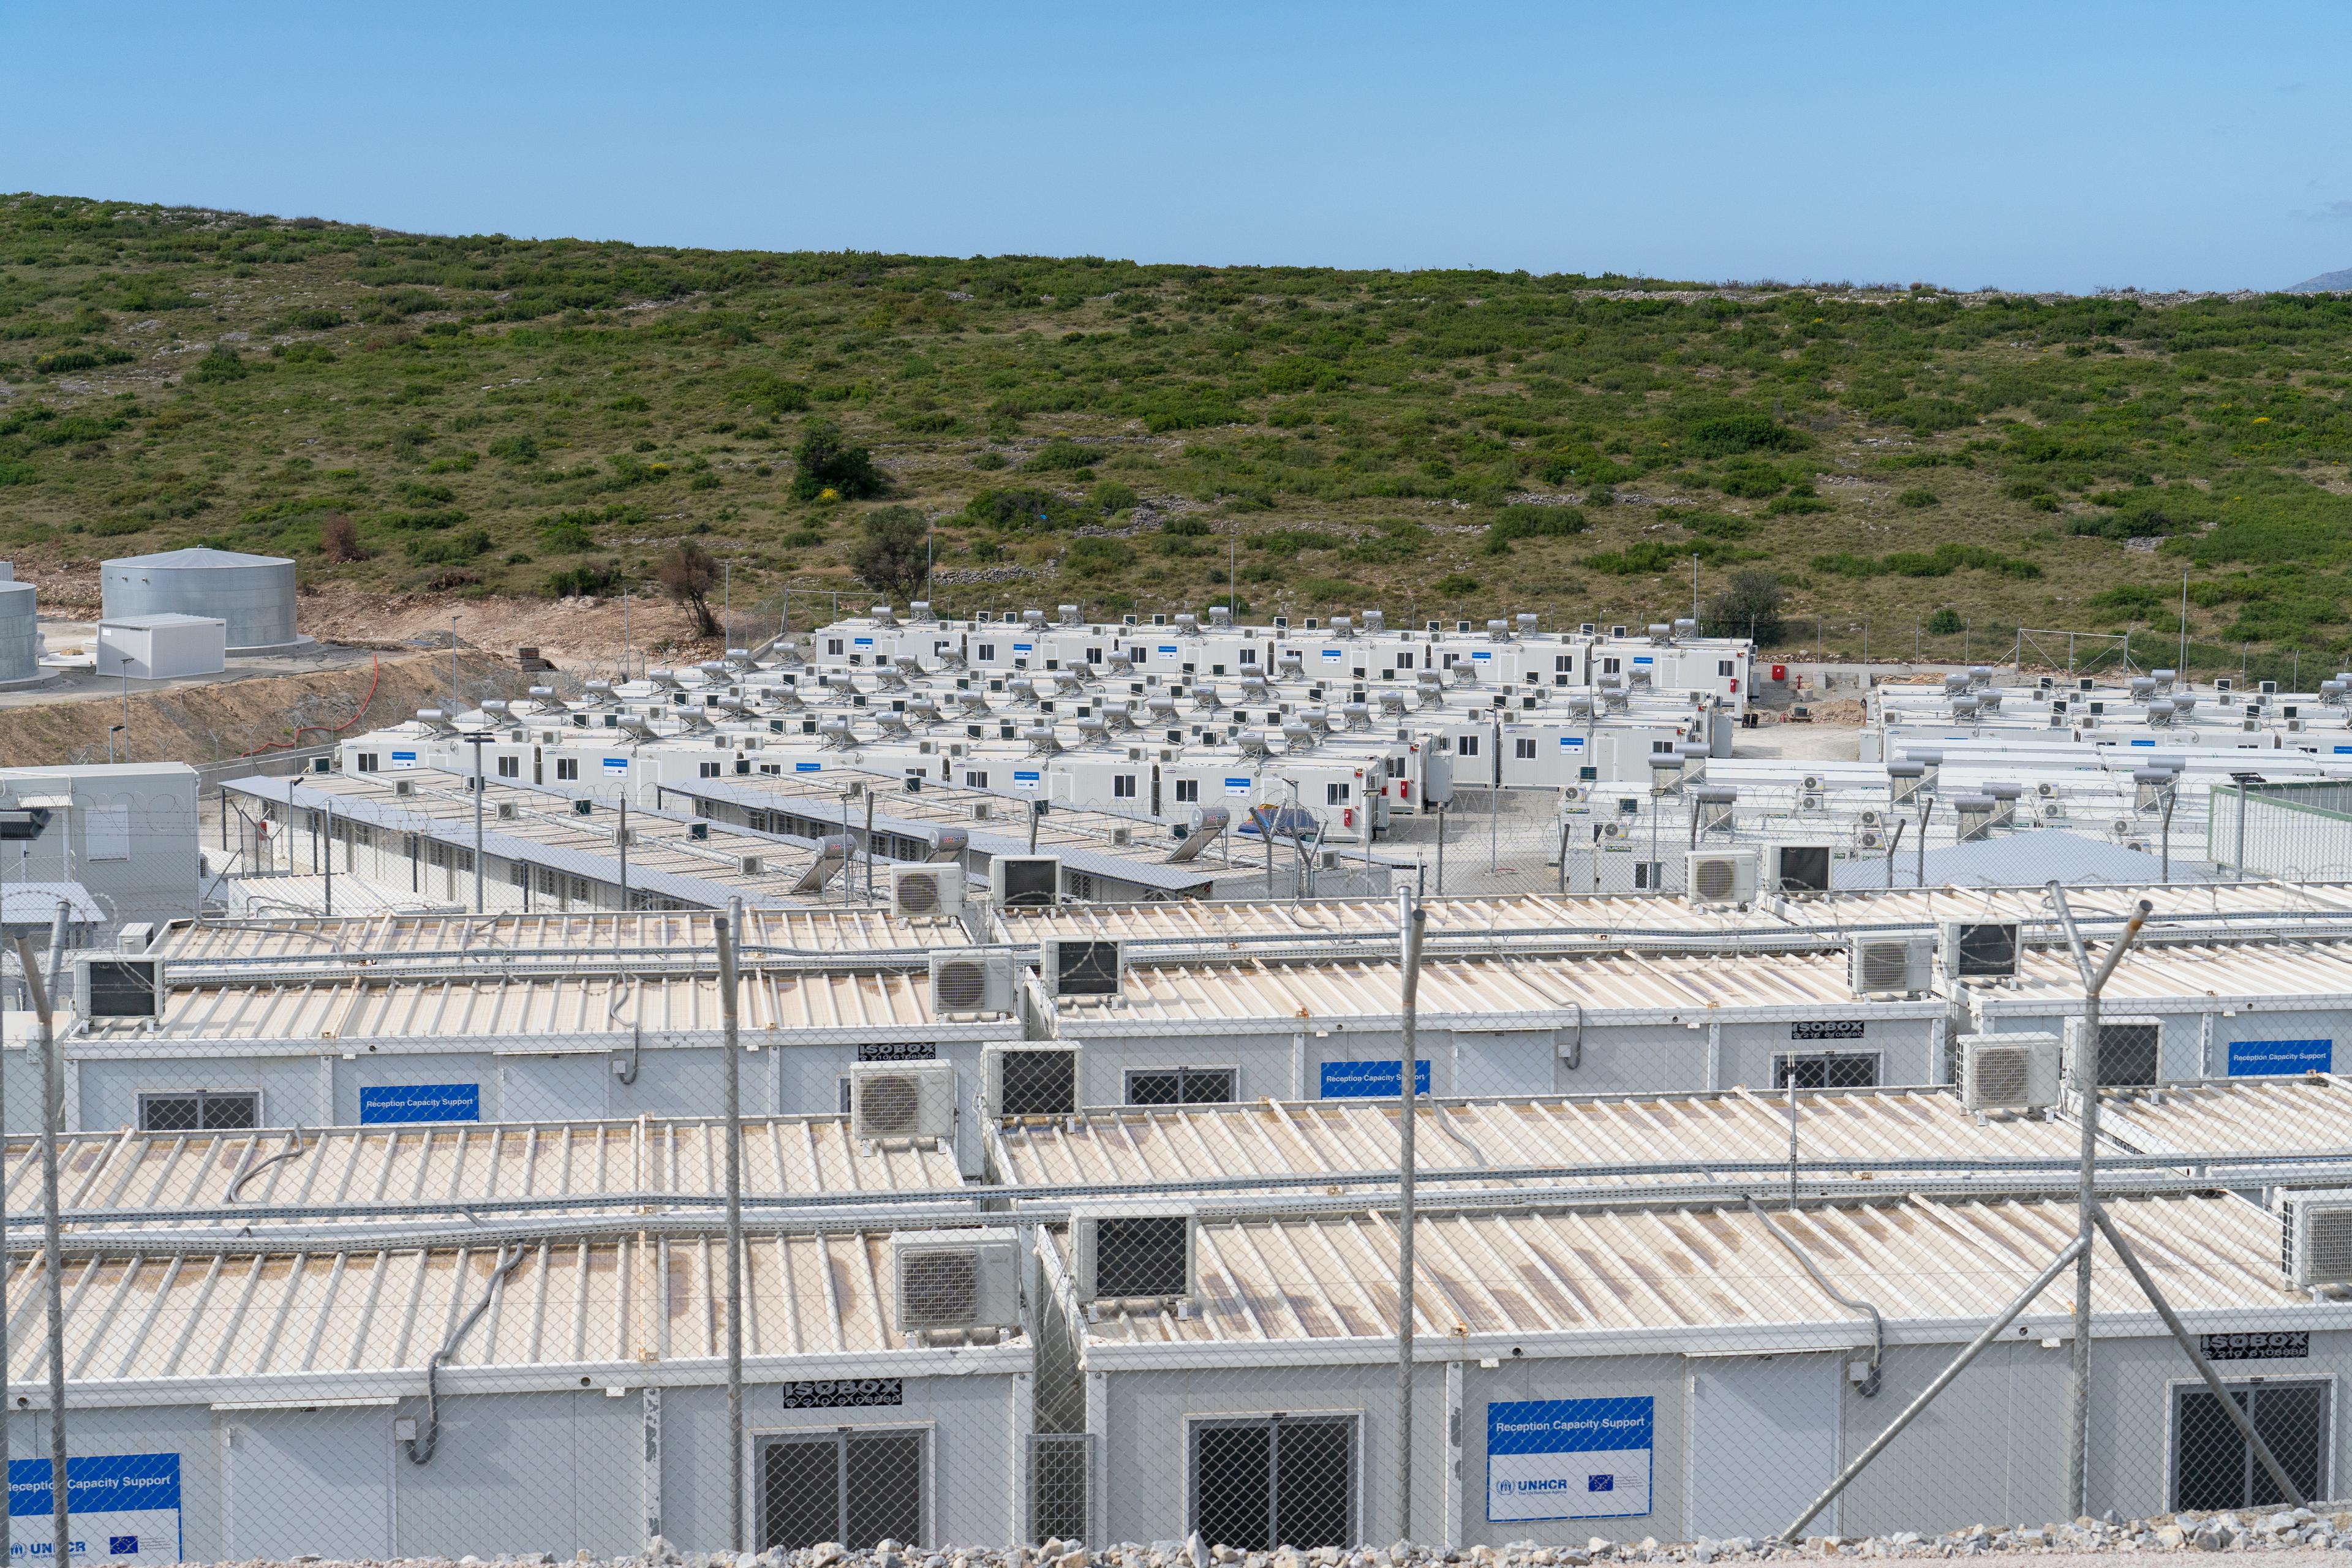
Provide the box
[13,904,69,1567]
[2048,887,2152,1521]
[718,899,746,1551]
[1395,892,1427,1542]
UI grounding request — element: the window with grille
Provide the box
[1190,1415,1354,1551]
[1114,775,1136,799]
[1632,860,1665,890]
[1555,656,1574,673]
[1604,657,1621,674]
[1457,734,1478,757]
[1126,1067,1237,1106]
[1396,652,1414,670]
[700,761,722,778]
[1771,1052,1881,1090]
[758,1429,924,1550]
[1174,779,1199,803]
[1719,660,1737,677]
[496,755,519,778]
[556,758,579,781]
[139,1090,260,1132]
[1514,737,1536,759]
[2174,1382,2328,1511]
[1325,783,1351,804]
[997,1050,1077,1116]
[965,771,988,789]
[1238,649,1257,665]
[356,752,379,772]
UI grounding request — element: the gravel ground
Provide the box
[152,1509,2352,1568]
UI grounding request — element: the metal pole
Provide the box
[470,735,486,914]
[865,790,876,903]
[2236,783,2249,882]
[1884,818,1904,891]
[717,898,746,1550]
[2048,887,2152,1521]
[1393,892,1427,1541]
[2089,1205,2305,1507]
[1434,804,1445,897]
[1916,799,1932,888]
[15,903,69,1568]
[324,796,334,918]
[619,798,630,911]
[2161,791,2175,885]
[2179,570,2190,679]
[1779,1234,2089,1543]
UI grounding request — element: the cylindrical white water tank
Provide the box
[100,547,308,653]
[0,579,36,684]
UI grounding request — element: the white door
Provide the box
[1686,1355,1837,1542]
[222,1408,393,1561]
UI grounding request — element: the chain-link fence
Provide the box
[0,885,2348,1560]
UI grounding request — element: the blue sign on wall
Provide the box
[9,1452,183,1564]
[2228,1038,2334,1076]
[1319,1060,1431,1098]
[359,1083,482,1125]
[1487,1397,1653,1522]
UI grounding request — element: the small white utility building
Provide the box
[96,613,227,680]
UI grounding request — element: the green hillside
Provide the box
[6,192,2352,671]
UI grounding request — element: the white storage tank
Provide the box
[0,578,38,686]
[100,546,310,653]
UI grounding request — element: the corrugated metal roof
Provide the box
[2098,1076,2352,1157]
[993,1089,2080,1188]
[999,881,2352,948]
[214,876,464,919]
[6,1229,1019,1391]
[0,883,106,926]
[2000,937,2352,1011]
[9,1116,966,1221]
[1090,949,1932,1031]
[1835,829,2226,889]
[77,969,956,1047]
[1072,1193,2320,1352]
[157,907,956,964]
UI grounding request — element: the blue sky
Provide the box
[8,2,2348,292]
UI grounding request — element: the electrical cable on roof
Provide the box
[1745,1195,1883,1396]
[226,1128,311,1204]
[404,1242,527,1466]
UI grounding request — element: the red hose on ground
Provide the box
[236,652,383,758]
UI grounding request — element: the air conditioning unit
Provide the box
[1600,820,1629,842]
[496,801,518,820]
[737,854,764,876]
[2062,1017,2164,1090]
[1798,792,1824,812]
[72,954,163,1022]
[1849,934,1933,997]
[1959,1032,2062,1114]
[2039,801,2066,821]
[1767,843,1834,894]
[1942,921,2021,981]
[849,1061,960,1143]
[2035,782,2059,800]
[1857,808,1882,828]
[1070,1206,1197,1305]
[1801,774,1823,793]
[971,802,993,821]
[929,950,1019,1018]
[393,779,416,797]
[889,862,966,920]
[2289,718,2307,734]
[1561,784,1587,805]
[1041,937,1123,1000]
[985,1043,1082,1118]
[892,1229,1022,1335]
[1684,849,1758,907]
[2278,1192,2352,1290]
[1856,827,1883,850]
[993,854,1061,910]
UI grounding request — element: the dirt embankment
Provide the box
[0,650,531,769]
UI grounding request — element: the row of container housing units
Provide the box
[6,1184,2352,1559]
[34,921,2352,1140]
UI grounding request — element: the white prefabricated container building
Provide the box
[95,613,227,680]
